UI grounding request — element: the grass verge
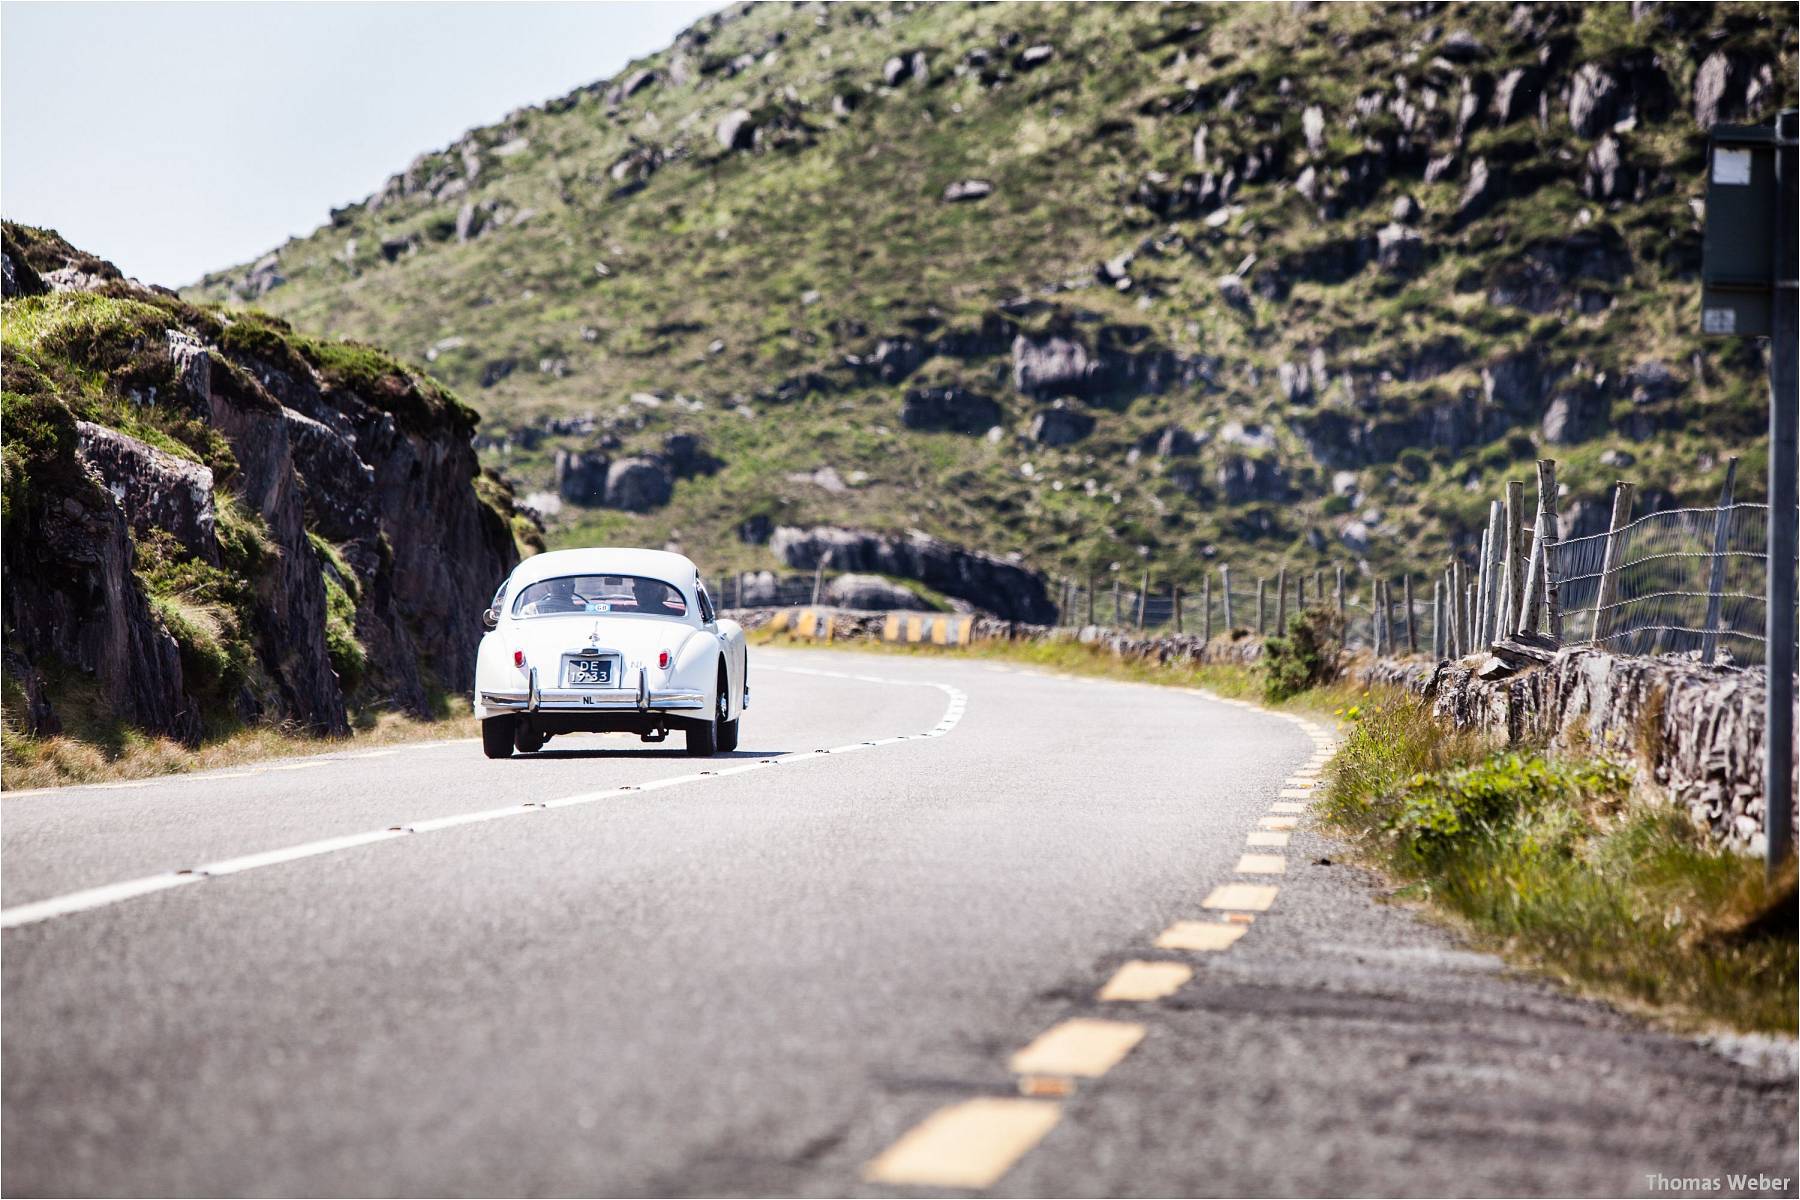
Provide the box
[1,703,477,792]
[1321,692,1798,1036]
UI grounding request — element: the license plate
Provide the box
[565,658,611,686]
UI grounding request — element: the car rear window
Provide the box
[511,575,688,618]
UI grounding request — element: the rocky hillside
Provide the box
[192,1,1796,599]
[2,223,534,761]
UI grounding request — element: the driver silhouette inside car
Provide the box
[523,577,585,616]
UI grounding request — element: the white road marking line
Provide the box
[1155,920,1249,952]
[1246,830,1290,847]
[1270,801,1307,814]
[1203,883,1279,912]
[1,674,968,930]
[1235,853,1287,875]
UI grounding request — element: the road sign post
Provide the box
[1702,110,1796,877]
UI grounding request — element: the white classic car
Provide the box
[472,548,748,759]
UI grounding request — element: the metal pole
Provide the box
[1277,567,1288,633]
[1700,459,1739,663]
[1766,106,1797,878]
[1256,578,1267,636]
[1221,565,1234,631]
[1504,480,1526,639]
[1137,569,1149,629]
[1592,480,1638,650]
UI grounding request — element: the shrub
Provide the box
[1261,605,1344,702]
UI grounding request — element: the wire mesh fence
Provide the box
[721,457,1786,670]
[1551,503,1771,665]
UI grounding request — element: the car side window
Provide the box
[697,583,716,624]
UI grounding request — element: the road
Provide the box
[3,647,1795,1198]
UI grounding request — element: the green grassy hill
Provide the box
[191,0,1797,595]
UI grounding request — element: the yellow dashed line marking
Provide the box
[1009,1019,1146,1078]
[1235,853,1287,875]
[1270,801,1307,814]
[1258,816,1298,830]
[1284,776,1318,787]
[1097,960,1193,1001]
[1155,920,1249,951]
[1246,830,1291,847]
[1203,883,1279,912]
[863,1098,1062,1188]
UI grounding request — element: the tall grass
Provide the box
[1322,693,1798,1035]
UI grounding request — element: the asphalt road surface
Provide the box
[4,648,1795,1198]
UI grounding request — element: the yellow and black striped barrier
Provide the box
[768,607,835,640]
[881,613,976,646]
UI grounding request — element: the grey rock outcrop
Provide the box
[555,449,611,505]
[74,422,217,563]
[1027,404,1095,446]
[902,386,1002,434]
[769,526,1054,622]
[825,573,932,611]
[605,456,674,511]
[716,109,756,151]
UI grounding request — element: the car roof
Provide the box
[508,547,700,592]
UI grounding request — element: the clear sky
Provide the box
[1,1,717,287]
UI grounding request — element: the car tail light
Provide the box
[513,650,525,668]
[657,650,671,669]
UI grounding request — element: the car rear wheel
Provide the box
[718,716,740,753]
[685,667,729,756]
[515,724,546,754]
[482,716,516,759]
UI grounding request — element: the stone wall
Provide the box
[1360,650,1784,854]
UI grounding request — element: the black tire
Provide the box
[515,724,546,754]
[685,666,729,757]
[718,717,740,753]
[482,716,516,759]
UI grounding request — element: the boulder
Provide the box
[1454,157,1500,224]
[716,108,756,151]
[662,432,721,477]
[1568,62,1621,137]
[870,337,925,382]
[1540,379,1609,444]
[1302,105,1326,153]
[1027,404,1095,446]
[738,514,774,545]
[1216,273,1252,312]
[825,573,932,611]
[1389,193,1421,223]
[607,68,660,106]
[1693,50,1742,129]
[1440,29,1487,62]
[1014,43,1055,71]
[769,525,1054,622]
[1011,333,1096,395]
[1491,65,1544,125]
[883,50,929,87]
[605,456,674,511]
[555,449,611,505]
[942,178,994,203]
[1277,360,1314,404]
[1215,453,1291,503]
[1375,223,1426,275]
[1583,133,1632,201]
[901,386,1002,434]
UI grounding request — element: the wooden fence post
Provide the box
[1540,459,1563,638]
[1592,480,1638,649]
[1450,560,1465,656]
[1298,574,1308,610]
[1699,458,1738,663]
[1335,565,1345,615]
[1203,572,1214,642]
[1431,576,1445,658]
[1479,500,1504,647]
[1519,460,1558,638]
[1221,565,1234,631]
[1137,568,1149,629]
[1372,580,1384,656]
[1503,480,1525,638]
[811,549,831,606]
[1474,516,1494,648]
[1256,578,1267,636]
[1112,576,1122,626]
[1172,579,1183,634]
[1314,569,1324,609]
[1404,574,1418,654]
[1276,567,1288,634]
